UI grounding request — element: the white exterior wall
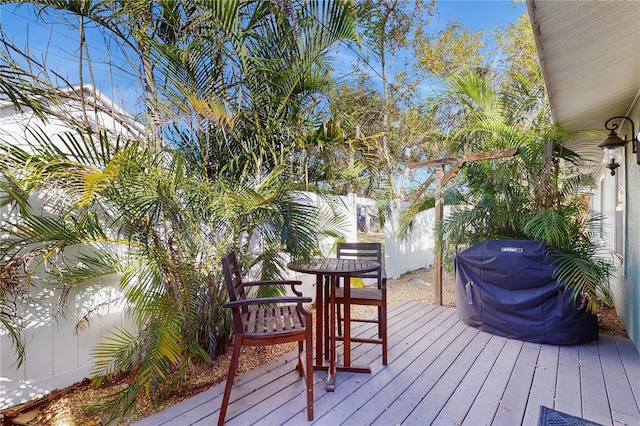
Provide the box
[614,107,640,349]
[592,170,624,308]
[591,108,640,351]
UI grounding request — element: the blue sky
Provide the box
[0,4,141,113]
[331,1,526,103]
[439,0,525,31]
[0,1,526,115]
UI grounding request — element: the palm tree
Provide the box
[0,0,361,420]
[407,68,611,313]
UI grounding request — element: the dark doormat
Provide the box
[538,406,604,426]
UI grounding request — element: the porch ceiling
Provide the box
[527,0,640,167]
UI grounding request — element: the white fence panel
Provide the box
[0,273,128,410]
[285,192,358,300]
[1,89,143,409]
[286,195,443,293]
[384,202,437,279]
[0,180,133,409]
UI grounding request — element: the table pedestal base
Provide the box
[313,364,371,392]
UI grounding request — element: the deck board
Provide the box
[370,323,472,426]
[291,304,457,426]
[405,330,492,425]
[260,303,431,426]
[492,343,540,425]
[331,309,458,426]
[599,336,640,425]
[134,302,640,426]
[432,334,507,425]
[580,342,612,425]
[615,337,640,409]
[522,344,559,425]
[555,344,582,417]
[462,337,522,426]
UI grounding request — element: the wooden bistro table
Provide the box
[288,257,380,391]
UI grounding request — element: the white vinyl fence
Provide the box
[285,195,440,299]
[0,87,142,410]
[0,198,131,410]
[383,201,440,279]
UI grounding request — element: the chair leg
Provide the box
[324,277,330,360]
[335,277,343,337]
[305,332,314,420]
[298,341,304,376]
[381,306,388,366]
[218,338,243,426]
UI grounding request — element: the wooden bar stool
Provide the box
[334,242,387,365]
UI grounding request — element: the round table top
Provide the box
[288,258,380,275]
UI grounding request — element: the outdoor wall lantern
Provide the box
[600,116,639,176]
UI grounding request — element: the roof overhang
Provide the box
[527,0,640,169]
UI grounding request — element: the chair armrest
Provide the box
[242,280,303,287]
[242,280,305,296]
[223,296,312,309]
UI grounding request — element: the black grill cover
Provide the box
[454,239,598,345]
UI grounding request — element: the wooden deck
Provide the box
[135,301,640,426]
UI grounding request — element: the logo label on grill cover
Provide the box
[500,247,523,253]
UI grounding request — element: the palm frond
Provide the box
[548,247,611,314]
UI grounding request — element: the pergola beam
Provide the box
[408,148,519,305]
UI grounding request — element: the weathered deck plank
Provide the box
[370,323,473,426]
[322,308,457,425]
[404,330,492,425]
[316,310,447,417]
[134,302,640,426]
[599,336,640,425]
[615,337,640,409]
[580,342,612,425]
[432,334,507,425]
[283,304,456,426]
[491,342,541,425]
[555,344,582,417]
[522,344,559,425]
[230,301,438,426]
[462,337,522,425]
[251,303,435,425]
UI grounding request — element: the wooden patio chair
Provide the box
[218,252,314,425]
[334,242,388,365]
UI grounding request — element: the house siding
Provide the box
[623,107,640,350]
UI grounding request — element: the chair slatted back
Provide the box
[221,252,248,310]
[337,242,382,281]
